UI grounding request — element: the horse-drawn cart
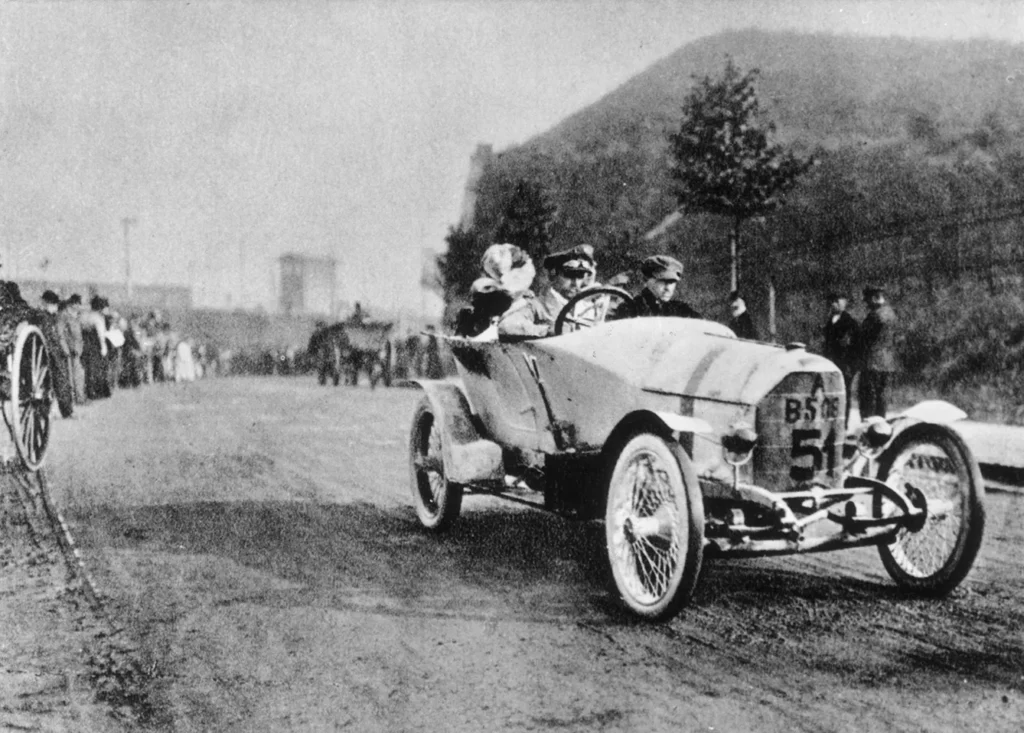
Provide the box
[309,319,394,388]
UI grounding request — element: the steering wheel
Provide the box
[553,286,636,336]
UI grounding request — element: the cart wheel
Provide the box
[409,397,462,531]
[4,324,53,471]
[605,431,703,620]
[875,423,985,596]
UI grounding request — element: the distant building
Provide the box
[278,253,337,316]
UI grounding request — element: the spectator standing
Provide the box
[856,285,897,420]
[81,296,110,399]
[59,294,87,405]
[105,313,126,391]
[39,290,74,418]
[727,291,759,340]
[822,293,859,423]
[175,338,196,382]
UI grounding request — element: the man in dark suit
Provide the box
[856,285,897,420]
[633,255,702,318]
[727,291,759,340]
[823,293,859,423]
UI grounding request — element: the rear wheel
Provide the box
[875,423,985,595]
[605,431,703,620]
[4,324,53,471]
[409,397,463,531]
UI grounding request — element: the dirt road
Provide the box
[37,378,1024,732]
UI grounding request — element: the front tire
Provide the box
[605,431,704,620]
[408,397,463,531]
[875,423,985,596]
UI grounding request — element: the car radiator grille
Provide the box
[754,371,846,492]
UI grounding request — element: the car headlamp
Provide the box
[859,416,894,452]
[722,422,758,466]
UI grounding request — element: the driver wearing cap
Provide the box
[498,244,597,339]
[537,244,597,321]
[633,255,702,318]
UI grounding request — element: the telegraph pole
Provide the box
[122,217,137,300]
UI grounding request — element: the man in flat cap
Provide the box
[856,284,897,420]
[633,255,702,319]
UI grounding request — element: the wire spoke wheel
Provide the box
[876,423,985,595]
[7,324,53,470]
[408,397,462,531]
[605,431,703,620]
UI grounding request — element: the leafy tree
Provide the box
[436,225,483,305]
[493,179,557,260]
[667,58,814,290]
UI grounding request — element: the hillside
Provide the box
[455,30,1024,413]
[466,29,1024,298]
[534,29,1024,153]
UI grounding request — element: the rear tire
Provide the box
[604,431,703,620]
[875,423,985,596]
[409,397,463,531]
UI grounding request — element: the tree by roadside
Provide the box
[667,58,814,291]
[437,178,556,310]
[493,179,557,261]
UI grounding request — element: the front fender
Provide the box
[894,400,967,425]
[412,379,505,483]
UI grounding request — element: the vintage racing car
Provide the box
[407,287,986,620]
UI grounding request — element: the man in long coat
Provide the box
[823,293,858,423]
[856,285,897,420]
[59,294,87,405]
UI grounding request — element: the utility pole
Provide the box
[122,217,137,300]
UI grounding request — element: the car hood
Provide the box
[530,317,839,407]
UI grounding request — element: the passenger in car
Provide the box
[633,255,702,319]
[498,244,596,339]
[454,277,513,340]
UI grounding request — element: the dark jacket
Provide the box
[633,288,703,319]
[823,311,859,372]
[858,303,897,373]
[729,311,759,340]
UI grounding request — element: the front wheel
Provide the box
[605,431,704,620]
[408,397,463,531]
[875,423,985,596]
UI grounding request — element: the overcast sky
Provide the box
[2,1,1022,313]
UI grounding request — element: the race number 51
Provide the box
[784,397,840,480]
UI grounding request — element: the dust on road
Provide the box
[36,377,1024,732]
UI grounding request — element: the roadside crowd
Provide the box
[38,290,210,419]
[453,242,897,420]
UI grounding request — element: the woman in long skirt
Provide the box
[81,296,110,400]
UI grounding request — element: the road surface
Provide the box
[34,378,1024,732]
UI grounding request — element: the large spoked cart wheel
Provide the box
[1,323,53,471]
[874,423,985,596]
[408,397,463,531]
[605,431,704,620]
